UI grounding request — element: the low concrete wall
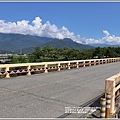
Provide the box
[0,57,120,78]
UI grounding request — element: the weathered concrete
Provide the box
[105,72,120,114]
[0,62,119,118]
[0,57,119,78]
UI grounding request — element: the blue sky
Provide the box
[0,2,120,45]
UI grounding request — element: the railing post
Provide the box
[76,62,79,68]
[106,79,115,114]
[105,92,111,118]
[100,98,106,118]
[44,63,48,73]
[94,60,96,65]
[105,59,107,64]
[57,63,60,71]
[89,61,91,66]
[27,65,31,75]
[5,66,10,78]
[68,62,70,69]
[98,60,100,65]
[83,61,85,67]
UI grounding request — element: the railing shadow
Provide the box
[57,93,105,118]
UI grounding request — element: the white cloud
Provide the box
[0,17,81,42]
[80,30,120,45]
[32,17,42,28]
[0,17,120,45]
[103,30,110,36]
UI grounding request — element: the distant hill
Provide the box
[0,33,53,52]
[42,38,93,50]
[0,33,94,54]
[91,44,120,48]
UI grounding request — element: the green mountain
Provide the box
[0,33,53,52]
[0,33,94,54]
[42,38,93,50]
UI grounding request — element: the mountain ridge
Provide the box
[0,33,94,54]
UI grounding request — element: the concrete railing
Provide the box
[105,73,120,114]
[0,57,120,79]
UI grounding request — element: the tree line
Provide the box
[8,46,120,63]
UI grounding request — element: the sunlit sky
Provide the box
[0,2,120,45]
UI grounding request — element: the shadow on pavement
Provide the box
[57,93,105,118]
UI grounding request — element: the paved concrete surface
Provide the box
[0,62,119,118]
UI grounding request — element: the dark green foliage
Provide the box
[8,55,28,64]
[8,55,28,70]
[27,46,120,63]
[8,46,120,64]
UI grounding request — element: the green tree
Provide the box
[92,47,105,59]
[105,47,116,58]
[28,46,42,62]
[8,55,28,64]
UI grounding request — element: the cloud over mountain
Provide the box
[0,17,81,43]
[82,30,120,45]
[0,17,120,45]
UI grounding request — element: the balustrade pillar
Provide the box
[105,59,107,64]
[5,66,10,78]
[98,60,100,65]
[44,63,48,73]
[83,61,85,67]
[94,60,96,65]
[68,62,70,69]
[57,63,60,71]
[27,65,31,75]
[76,62,79,68]
[89,61,91,66]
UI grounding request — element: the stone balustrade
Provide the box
[0,57,119,79]
[105,72,120,114]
